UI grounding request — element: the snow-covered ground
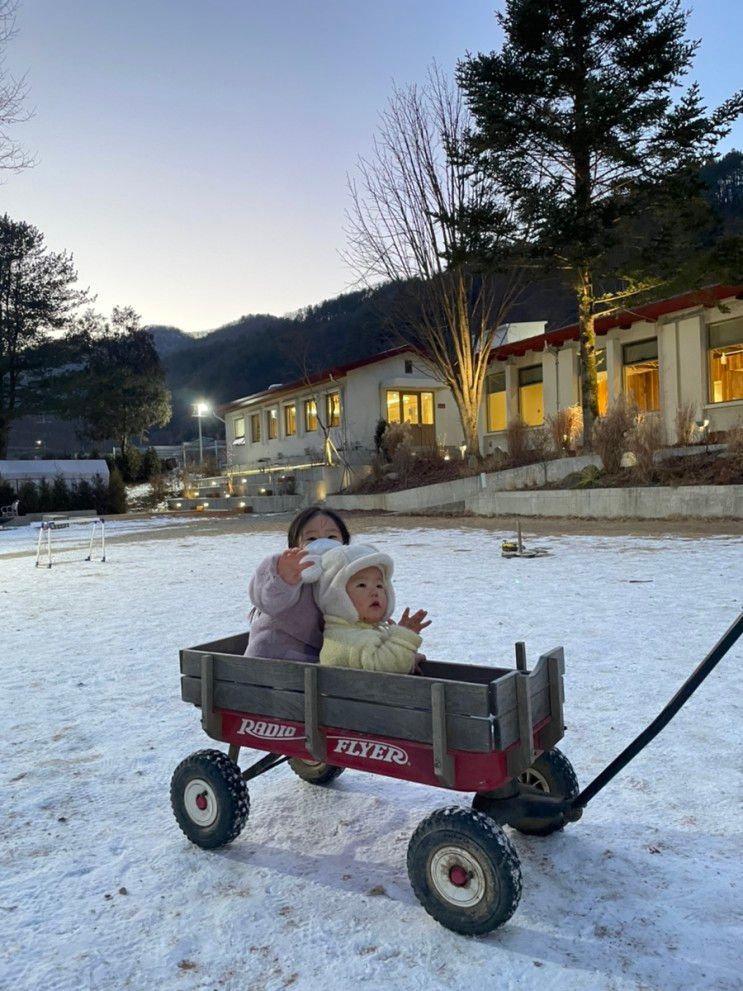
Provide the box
[1,518,741,991]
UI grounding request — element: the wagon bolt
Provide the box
[195,792,208,811]
[448,865,469,887]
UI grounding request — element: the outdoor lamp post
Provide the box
[194,401,210,466]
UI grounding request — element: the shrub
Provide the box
[93,473,108,515]
[674,402,696,446]
[593,395,636,474]
[726,424,743,455]
[529,425,553,463]
[374,419,389,459]
[505,416,530,466]
[107,467,128,514]
[0,478,14,507]
[149,471,168,507]
[17,480,39,515]
[36,478,53,511]
[628,414,665,484]
[51,473,70,511]
[140,447,162,482]
[546,405,583,455]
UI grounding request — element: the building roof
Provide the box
[489,284,743,361]
[0,459,110,481]
[221,345,415,412]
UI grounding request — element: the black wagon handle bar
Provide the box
[571,610,743,811]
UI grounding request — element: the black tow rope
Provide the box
[570,610,743,813]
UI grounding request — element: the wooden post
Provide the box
[431,683,455,787]
[515,641,527,671]
[304,666,327,761]
[200,654,221,739]
[506,672,535,777]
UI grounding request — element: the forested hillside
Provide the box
[148,280,578,443]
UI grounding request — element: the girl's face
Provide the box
[298,513,344,548]
[346,566,388,624]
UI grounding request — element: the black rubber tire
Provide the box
[510,747,579,837]
[288,757,345,786]
[170,749,250,849]
[407,807,522,935]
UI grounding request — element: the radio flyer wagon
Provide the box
[171,614,743,936]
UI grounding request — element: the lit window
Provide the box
[326,392,341,427]
[385,390,434,425]
[623,339,659,412]
[596,349,608,415]
[486,371,507,432]
[709,318,743,404]
[304,399,317,431]
[250,413,261,443]
[267,408,278,440]
[233,416,245,440]
[518,365,543,426]
[284,404,296,437]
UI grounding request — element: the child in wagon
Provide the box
[314,542,430,673]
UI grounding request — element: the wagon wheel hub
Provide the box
[448,865,470,887]
[195,792,208,811]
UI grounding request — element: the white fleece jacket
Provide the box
[319,615,421,674]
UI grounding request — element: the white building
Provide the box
[222,285,743,472]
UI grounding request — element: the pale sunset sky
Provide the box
[3,0,742,334]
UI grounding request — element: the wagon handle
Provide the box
[571,610,743,812]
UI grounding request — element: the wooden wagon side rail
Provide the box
[180,635,567,781]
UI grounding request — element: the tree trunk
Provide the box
[577,268,599,450]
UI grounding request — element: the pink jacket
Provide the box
[245,553,323,662]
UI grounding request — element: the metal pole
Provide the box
[198,414,203,466]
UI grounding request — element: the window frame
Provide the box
[283,403,297,437]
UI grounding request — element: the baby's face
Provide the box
[346,566,388,624]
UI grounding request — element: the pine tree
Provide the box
[458,0,743,446]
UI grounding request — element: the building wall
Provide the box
[225,352,465,469]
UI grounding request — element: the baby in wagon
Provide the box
[313,542,430,673]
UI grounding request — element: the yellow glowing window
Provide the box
[267,408,278,440]
[518,365,543,426]
[709,318,743,404]
[486,371,507,431]
[326,392,341,427]
[596,349,608,415]
[283,404,296,436]
[233,416,245,440]
[386,390,434,425]
[304,399,317,431]
[623,339,659,412]
[250,413,261,443]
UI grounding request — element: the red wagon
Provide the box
[171,633,582,935]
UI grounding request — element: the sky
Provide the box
[2,517,742,989]
[3,0,742,335]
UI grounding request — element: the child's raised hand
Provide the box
[396,608,431,634]
[276,547,312,585]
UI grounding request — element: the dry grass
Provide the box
[629,414,665,484]
[675,402,697,446]
[546,405,583,455]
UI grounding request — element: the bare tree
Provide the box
[0,1,34,174]
[344,66,524,457]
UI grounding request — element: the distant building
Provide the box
[222,285,743,471]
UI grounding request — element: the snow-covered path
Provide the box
[1,520,741,991]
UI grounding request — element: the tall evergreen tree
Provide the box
[61,307,172,456]
[458,0,743,445]
[0,215,88,457]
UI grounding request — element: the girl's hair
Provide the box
[287,506,350,548]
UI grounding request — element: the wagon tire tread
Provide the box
[407,806,522,935]
[170,749,249,849]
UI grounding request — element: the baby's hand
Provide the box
[276,547,311,585]
[396,608,431,634]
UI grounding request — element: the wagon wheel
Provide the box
[407,807,522,935]
[170,749,249,849]
[288,757,345,786]
[511,747,579,837]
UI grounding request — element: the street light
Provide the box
[194,401,209,466]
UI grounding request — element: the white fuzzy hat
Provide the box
[299,537,345,583]
[315,542,395,623]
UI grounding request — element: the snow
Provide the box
[1,517,741,991]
